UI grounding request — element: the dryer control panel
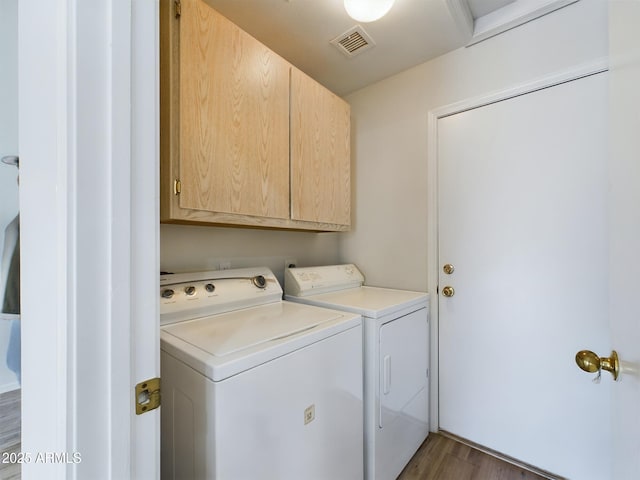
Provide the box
[284,264,364,297]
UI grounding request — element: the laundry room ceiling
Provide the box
[202,0,571,96]
[203,0,470,96]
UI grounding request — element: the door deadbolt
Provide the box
[443,264,455,274]
[442,286,455,297]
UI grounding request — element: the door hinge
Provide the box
[174,0,181,18]
[174,179,181,195]
[135,377,161,415]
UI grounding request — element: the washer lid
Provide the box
[161,301,361,381]
[285,285,428,318]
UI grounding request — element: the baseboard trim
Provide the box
[438,430,566,480]
[0,382,20,395]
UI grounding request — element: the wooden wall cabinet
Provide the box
[291,68,351,227]
[160,0,351,231]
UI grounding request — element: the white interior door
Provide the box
[438,72,610,479]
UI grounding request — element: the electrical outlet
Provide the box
[304,404,315,425]
[284,258,297,270]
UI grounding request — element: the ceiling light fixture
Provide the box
[344,0,395,22]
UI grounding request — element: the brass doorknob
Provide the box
[443,264,455,275]
[442,286,455,297]
[575,350,619,381]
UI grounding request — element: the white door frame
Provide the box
[425,58,608,432]
[19,1,159,478]
[608,1,640,477]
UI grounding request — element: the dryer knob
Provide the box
[161,289,174,299]
[184,286,196,296]
[205,283,215,293]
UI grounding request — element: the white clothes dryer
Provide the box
[285,264,429,480]
[160,267,363,480]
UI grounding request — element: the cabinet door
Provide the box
[290,68,351,226]
[179,0,290,219]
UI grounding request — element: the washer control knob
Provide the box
[252,275,267,289]
[205,283,215,293]
[161,289,174,299]
[184,286,196,296]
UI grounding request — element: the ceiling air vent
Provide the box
[330,25,376,58]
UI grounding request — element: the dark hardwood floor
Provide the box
[398,433,550,480]
[0,388,20,480]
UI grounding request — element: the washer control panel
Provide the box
[160,268,282,325]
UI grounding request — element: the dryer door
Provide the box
[377,308,429,479]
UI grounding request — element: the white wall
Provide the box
[0,0,20,393]
[339,0,608,292]
[161,225,340,286]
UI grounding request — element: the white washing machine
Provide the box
[160,267,364,480]
[284,264,429,480]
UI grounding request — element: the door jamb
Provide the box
[19,1,160,477]
[426,58,608,432]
